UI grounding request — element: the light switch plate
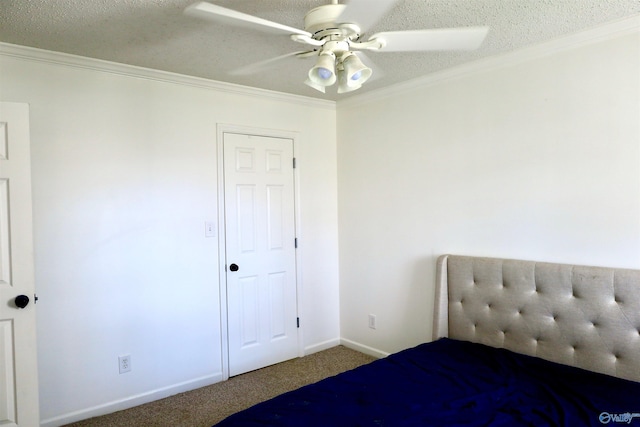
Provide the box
[205,221,216,238]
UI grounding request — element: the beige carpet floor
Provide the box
[64,345,375,427]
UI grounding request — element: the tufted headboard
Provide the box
[433,255,640,382]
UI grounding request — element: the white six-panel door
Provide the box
[0,103,39,426]
[223,132,298,377]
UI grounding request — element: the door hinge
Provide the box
[297,317,300,328]
[293,157,296,169]
[295,238,298,248]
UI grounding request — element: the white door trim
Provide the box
[216,124,304,380]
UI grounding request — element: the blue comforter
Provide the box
[214,338,640,426]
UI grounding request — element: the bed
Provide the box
[215,255,640,426]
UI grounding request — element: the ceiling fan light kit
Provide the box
[185,0,489,95]
[304,37,372,93]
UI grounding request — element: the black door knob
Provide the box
[229,263,239,272]
[15,295,30,309]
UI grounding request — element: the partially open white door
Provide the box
[0,103,39,426]
[223,132,298,377]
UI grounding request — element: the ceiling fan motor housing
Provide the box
[304,4,360,41]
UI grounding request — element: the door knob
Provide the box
[229,263,239,272]
[15,295,30,309]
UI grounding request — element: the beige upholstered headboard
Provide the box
[433,255,640,382]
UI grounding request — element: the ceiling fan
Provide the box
[185,0,489,94]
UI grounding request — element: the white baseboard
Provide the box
[41,342,386,426]
[304,337,341,355]
[340,338,390,359]
[305,337,390,359]
[40,372,224,427]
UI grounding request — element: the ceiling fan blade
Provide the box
[371,27,489,52]
[185,2,311,37]
[230,51,315,76]
[337,0,398,33]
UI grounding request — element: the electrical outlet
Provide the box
[368,314,377,330]
[119,355,131,374]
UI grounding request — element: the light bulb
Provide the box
[318,68,333,80]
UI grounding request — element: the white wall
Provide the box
[0,48,340,425]
[337,30,640,355]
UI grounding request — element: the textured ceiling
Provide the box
[1,0,639,100]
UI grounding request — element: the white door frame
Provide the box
[216,123,303,380]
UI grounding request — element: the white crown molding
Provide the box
[338,14,640,109]
[0,42,336,110]
[2,13,637,110]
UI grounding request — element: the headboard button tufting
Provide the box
[437,255,640,382]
